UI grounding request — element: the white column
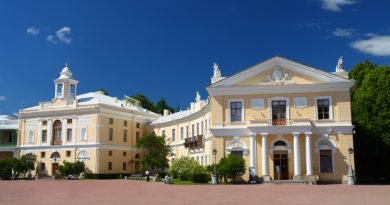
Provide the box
[293,132,301,178]
[305,132,313,176]
[261,133,269,176]
[249,133,257,175]
[38,120,42,146]
[72,118,77,145]
[47,119,52,145]
[62,119,67,144]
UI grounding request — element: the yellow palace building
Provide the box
[18,65,159,176]
[17,56,355,183]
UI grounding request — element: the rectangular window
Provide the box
[67,119,72,124]
[108,150,112,156]
[230,101,243,122]
[123,162,126,171]
[41,152,45,158]
[172,129,176,141]
[205,120,208,134]
[180,127,184,140]
[108,162,112,171]
[123,151,127,157]
[317,98,330,120]
[42,130,47,143]
[42,121,47,126]
[186,126,189,138]
[66,128,72,142]
[136,123,140,128]
[124,121,127,126]
[109,128,113,141]
[205,156,208,165]
[196,123,199,136]
[123,130,127,142]
[136,131,140,142]
[201,121,204,135]
[192,124,195,137]
[56,84,63,97]
[320,150,333,173]
[69,84,76,98]
[109,118,113,125]
[66,151,71,157]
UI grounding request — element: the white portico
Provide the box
[207,56,355,183]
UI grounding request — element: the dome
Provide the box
[59,63,73,79]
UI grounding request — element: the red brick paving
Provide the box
[0,180,389,205]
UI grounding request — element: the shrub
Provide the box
[168,157,209,180]
[218,155,246,183]
[193,173,211,183]
[59,161,86,177]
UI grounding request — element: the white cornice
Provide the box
[207,83,353,96]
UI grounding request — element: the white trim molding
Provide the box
[226,136,248,155]
[269,136,291,154]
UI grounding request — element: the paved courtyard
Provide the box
[0,180,389,205]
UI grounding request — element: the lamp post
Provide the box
[212,148,217,184]
[347,147,355,185]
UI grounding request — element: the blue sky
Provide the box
[0,0,389,115]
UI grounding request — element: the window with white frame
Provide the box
[162,130,166,139]
[69,84,76,98]
[180,127,184,140]
[172,129,176,141]
[315,96,333,120]
[28,130,34,143]
[80,127,87,141]
[196,123,199,136]
[229,100,243,122]
[56,84,63,97]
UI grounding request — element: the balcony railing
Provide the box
[51,140,62,145]
[184,135,203,149]
[0,142,17,147]
[249,118,312,126]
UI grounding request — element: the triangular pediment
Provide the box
[209,57,353,87]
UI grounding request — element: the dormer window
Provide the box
[69,84,76,98]
[56,84,63,97]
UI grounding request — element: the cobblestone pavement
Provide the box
[0,180,389,205]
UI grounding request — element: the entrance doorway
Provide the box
[273,153,289,180]
[52,163,59,175]
[272,100,286,125]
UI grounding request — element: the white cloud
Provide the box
[26,26,39,35]
[332,28,355,37]
[320,0,356,12]
[0,96,6,102]
[56,26,72,44]
[46,34,57,44]
[350,35,390,56]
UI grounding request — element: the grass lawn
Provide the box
[171,178,209,185]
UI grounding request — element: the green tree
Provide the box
[59,161,86,177]
[168,157,207,180]
[131,93,156,112]
[136,132,170,174]
[155,99,174,115]
[349,60,390,181]
[218,155,246,183]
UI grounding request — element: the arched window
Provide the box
[50,152,61,160]
[28,130,34,143]
[80,127,87,141]
[274,140,287,147]
[52,120,62,142]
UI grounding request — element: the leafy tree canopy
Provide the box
[136,132,170,173]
